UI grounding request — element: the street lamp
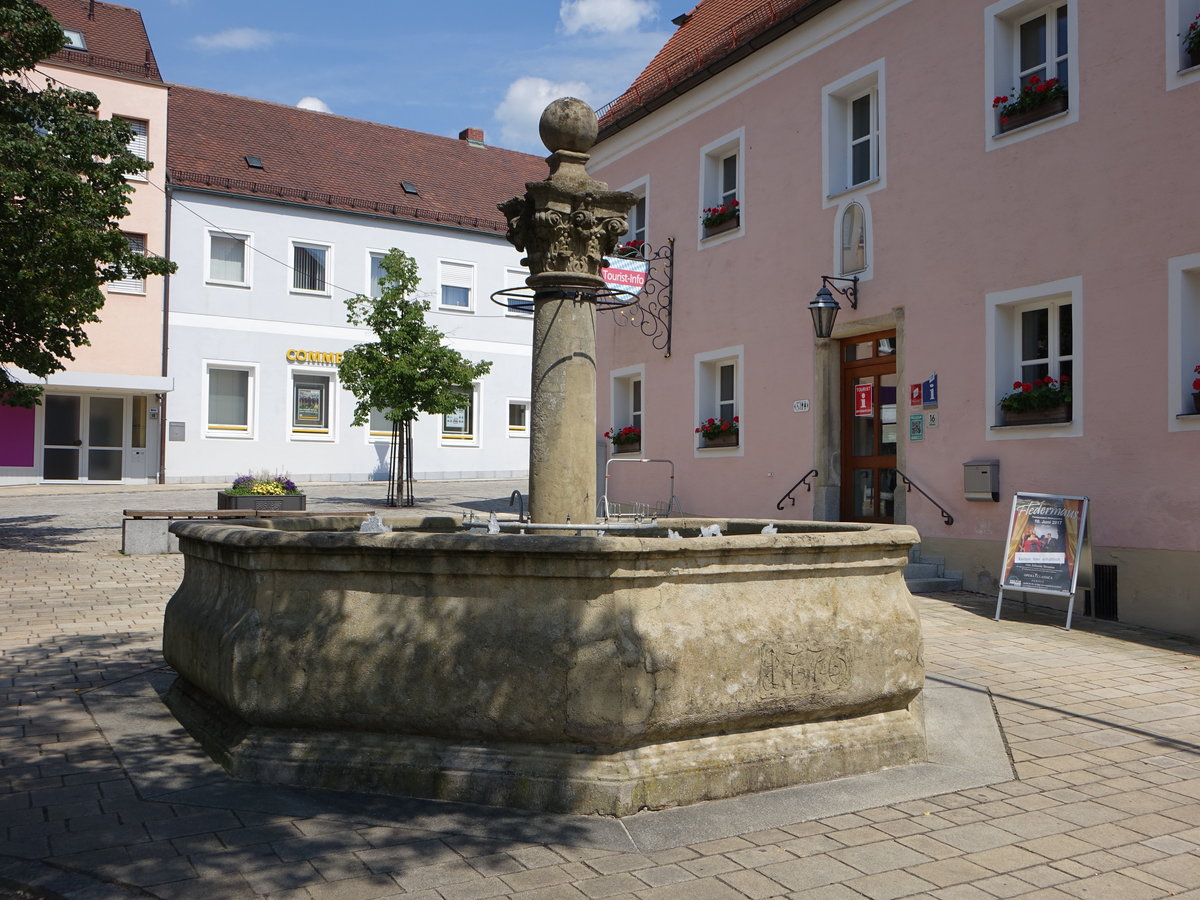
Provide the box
[808,275,859,339]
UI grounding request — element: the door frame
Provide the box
[811,309,908,524]
[40,392,141,483]
[839,331,897,522]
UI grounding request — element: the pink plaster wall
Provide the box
[593,0,1199,555]
[33,67,168,378]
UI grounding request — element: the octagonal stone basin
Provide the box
[162,516,925,815]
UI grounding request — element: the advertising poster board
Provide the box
[995,492,1090,630]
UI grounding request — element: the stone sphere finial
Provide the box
[539,98,598,154]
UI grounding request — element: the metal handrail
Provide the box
[894,468,954,526]
[776,469,818,510]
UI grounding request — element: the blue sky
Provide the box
[136,0,675,152]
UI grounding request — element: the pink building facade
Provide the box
[592,0,1200,637]
[0,0,170,485]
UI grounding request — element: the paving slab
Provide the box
[3,479,1200,899]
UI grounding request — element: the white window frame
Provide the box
[986,276,1083,440]
[438,259,475,313]
[367,250,388,299]
[985,0,1079,150]
[440,384,480,446]
[116,116,148,181]
[694,346,744,456]
[620,177,649,249]
[203,361,257,439]
[62,28,86,50]
[610,364,646,439]
[108,233,146,295]
[288,367,337,441]
[1167,0,1200,89]
[290,240,331,296]
[1168,252,1200,431]
[698,129,744,245]
[206,229,251,287]
[823,60,886,204]
[367,408,396,442]
[503,266,532,317]
[507,399,530,437]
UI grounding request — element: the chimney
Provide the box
[458,127,485,148]
[88,0,95,19]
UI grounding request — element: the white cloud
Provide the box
[560,0,658,35]
[296,96,332,113]
[192,28,279,51]
[494,76,593,149]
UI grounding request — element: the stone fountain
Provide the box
[162,100,926,816]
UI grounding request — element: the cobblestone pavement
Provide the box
[2,481,1199,899]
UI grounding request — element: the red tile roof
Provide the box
[38,0,162,82]
[597,0,840,137]
[167,85,546,236]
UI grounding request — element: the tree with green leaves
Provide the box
[339,249,492,505]
[0,0,176,407]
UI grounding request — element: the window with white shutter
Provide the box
[108,233,146,294]
[439,260,474,311]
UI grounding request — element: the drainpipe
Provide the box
[158,184,172,484]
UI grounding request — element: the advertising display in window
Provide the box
[292,374,329,432]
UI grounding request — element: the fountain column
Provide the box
[499,99,635,526]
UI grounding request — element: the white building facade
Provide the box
[164,87,543,484]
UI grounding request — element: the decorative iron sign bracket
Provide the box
[604,238,674,357]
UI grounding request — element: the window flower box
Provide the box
[1001,403,1071,427]
[700,432,739,448]
[703,215,740,238]
[994,79,1068,134]
[612,440,641,455]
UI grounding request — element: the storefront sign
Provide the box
[853,384,873,416]
[996,492,1091,630]
[286,349,344,365]
[910,384,922,405]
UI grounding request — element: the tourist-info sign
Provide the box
[995,492,1091,630]
[601,257,649,295]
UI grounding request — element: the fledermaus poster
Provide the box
[999,493,1089,596]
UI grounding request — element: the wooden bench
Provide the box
[121,509,369,554]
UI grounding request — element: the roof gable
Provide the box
[167,85,546,236]
[598,0,839,136]
[38,0,162,82]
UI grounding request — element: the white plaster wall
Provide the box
[166,191,533,483]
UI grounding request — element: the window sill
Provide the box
[827,177,881,201]
[205,430,254,439]
[437,307,475,314]
[290,290,332,298]
[206,280,251,289]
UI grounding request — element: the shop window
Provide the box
[508,400,529,435]
[441,387,478,443]
[291,372,331,436]
[368,407,396,440]
[205,364,254,437]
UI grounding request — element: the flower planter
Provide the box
[1187,47,1200,70]
[703,215,740,238]
[998,94,1068,133]
[1193,392,1200,414]
[612,441,641,455]
[1000,403,1072,426]
[217,492,307,511]
[700,432,739,448]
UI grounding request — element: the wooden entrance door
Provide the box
[840,332,897,522]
